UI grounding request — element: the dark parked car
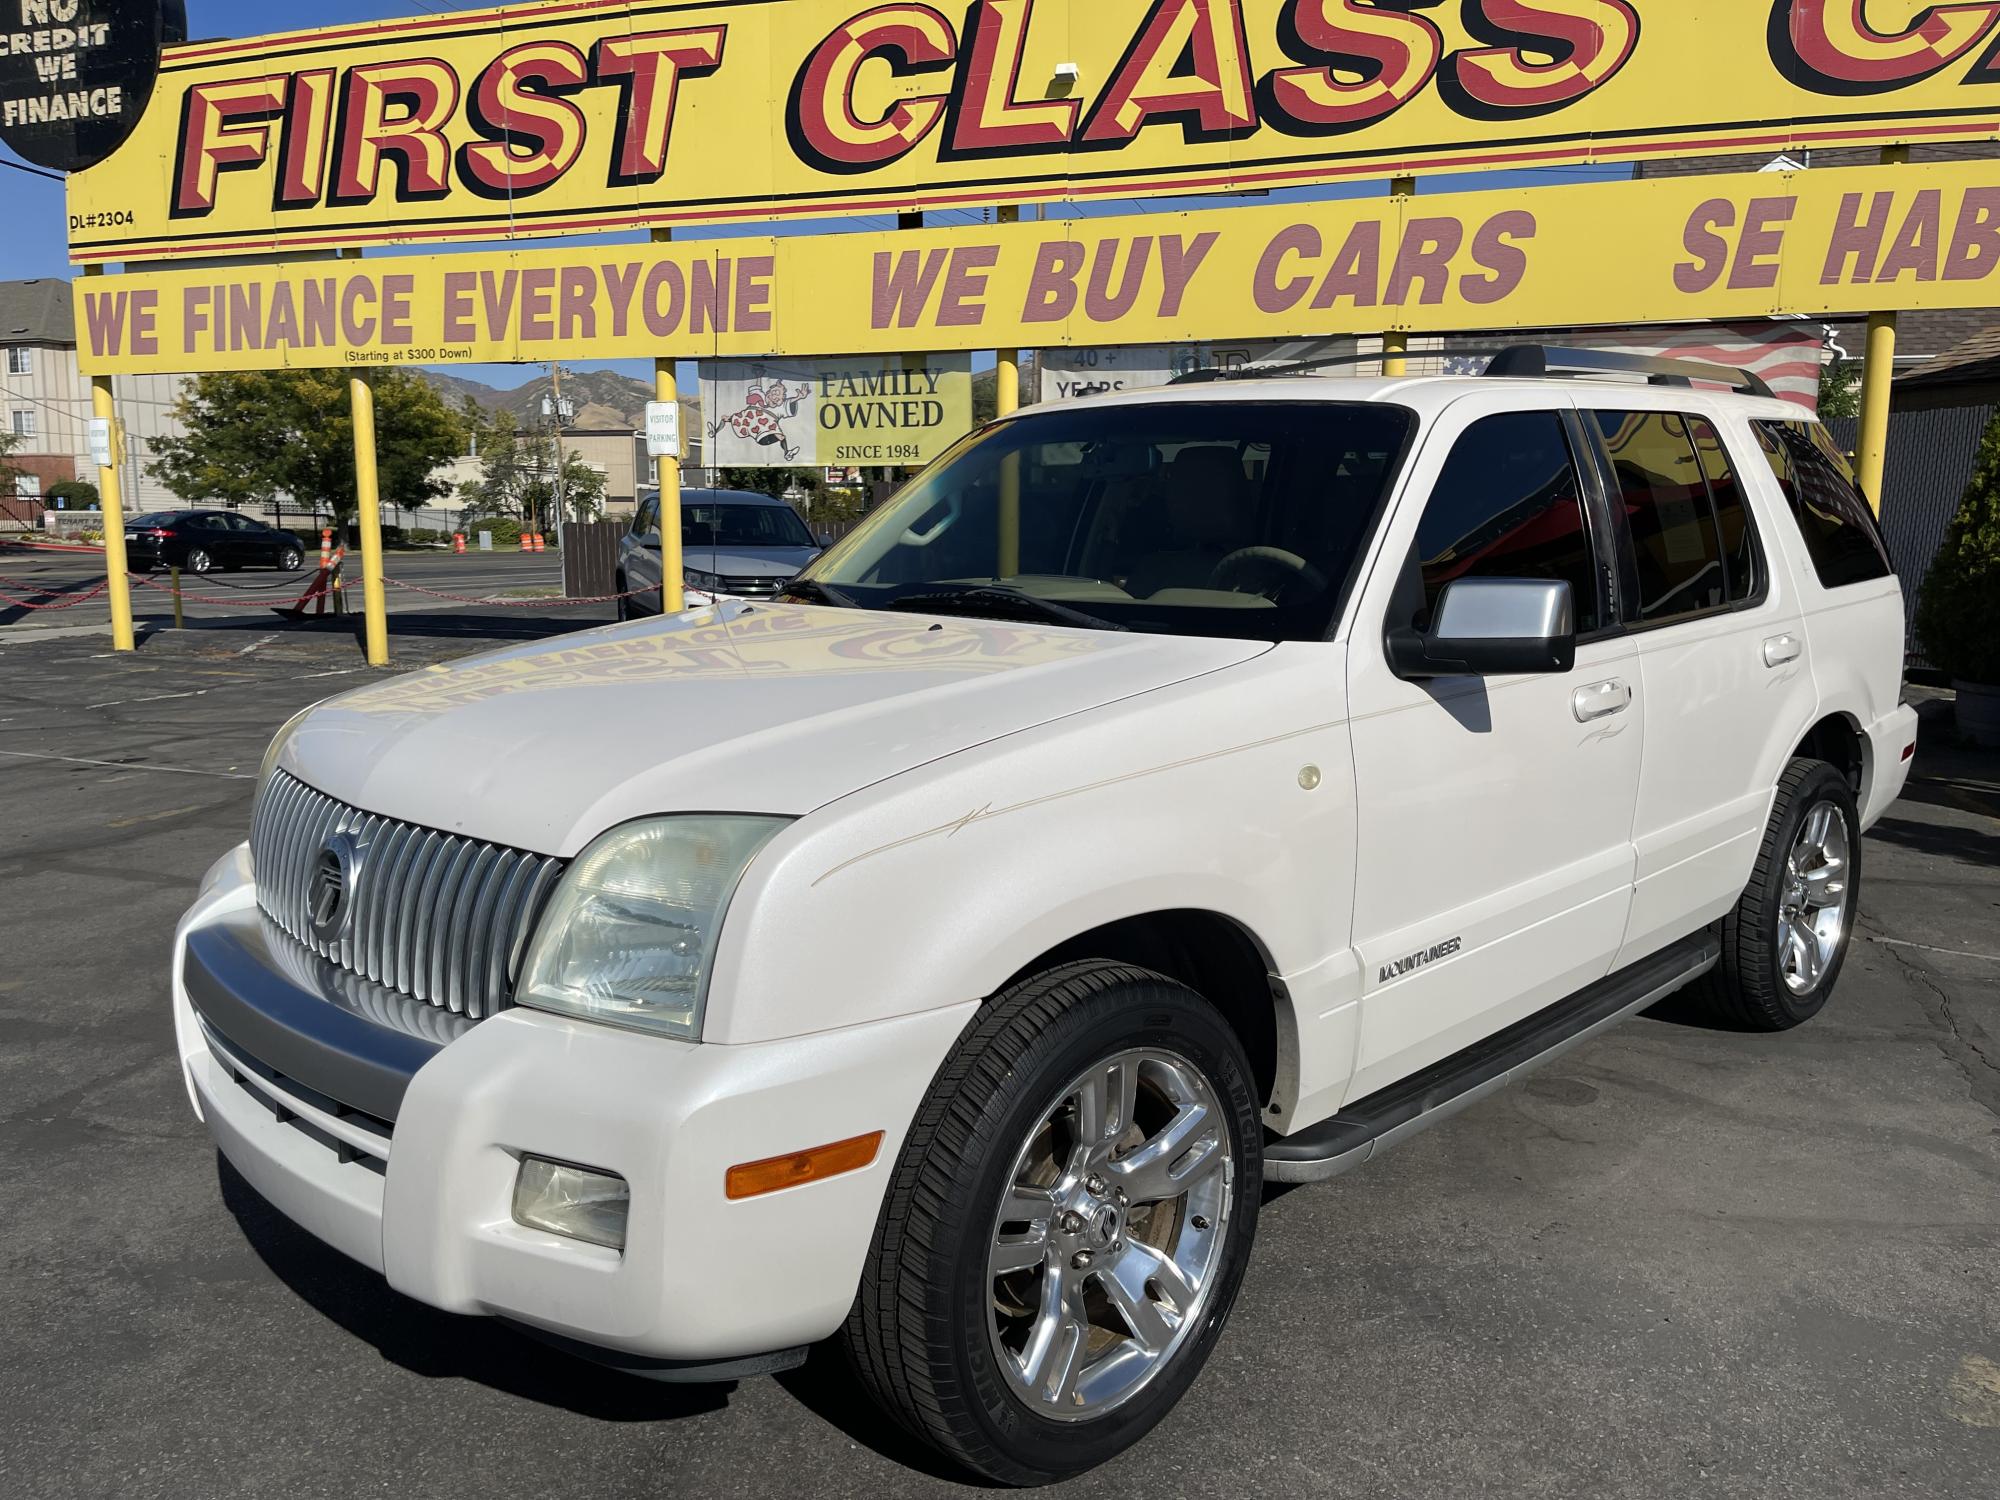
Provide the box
[125,511,308,574]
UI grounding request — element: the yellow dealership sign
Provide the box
[74,159,2000,375]
[66,0,2000,264]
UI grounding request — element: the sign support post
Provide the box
[995,205,1022,578]
[89,370,135,653]
[348,371,390,667]
[653,231,686,617]
[1382,177,1416,377]
[1855,147,1908,515]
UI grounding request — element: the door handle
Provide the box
[1572,679,1632,723]
[1764,633,1803,668]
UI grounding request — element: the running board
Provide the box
[1265,932,1719,1185]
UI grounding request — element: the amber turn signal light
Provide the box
[726,1131,885,1201]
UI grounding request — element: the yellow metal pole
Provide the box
[89,374,136,652]
[1856,312,1896,515]
[995,205,1022,577]
[653,229,686,615]
[1854,146,1908,515]
[1381,177,1416,377]
[348,371,390,666]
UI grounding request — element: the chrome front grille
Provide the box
[250,770,565,1020]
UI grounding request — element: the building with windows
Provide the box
[0,279,188,522]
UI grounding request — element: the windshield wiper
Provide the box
[884,585,1128,633]
[779,577,862,609]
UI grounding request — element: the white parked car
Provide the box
[173,348,1915,1485]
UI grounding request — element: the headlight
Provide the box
[516,816,787,1041]
[684,567,723,590]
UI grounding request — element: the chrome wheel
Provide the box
[987,1047,1234,1422]
[186,548,213,574]
[1777,799,1851,995]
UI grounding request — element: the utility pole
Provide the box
[548,362,570,550]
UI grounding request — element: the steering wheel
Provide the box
[1208,547,1330,601]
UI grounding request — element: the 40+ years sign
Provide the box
[61,0,2000,264]
[72,159,2000,376]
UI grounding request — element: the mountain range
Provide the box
[420,368,686,431]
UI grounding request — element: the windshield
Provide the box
[798,401,1414,641]
[683,502,815,549]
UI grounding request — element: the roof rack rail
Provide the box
[1166,343,1776,400]
[1483,344,1776,400]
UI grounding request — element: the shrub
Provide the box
[47,479,100,510]
[1917,411,2000,685]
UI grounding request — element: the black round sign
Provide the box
[0,0,187,173]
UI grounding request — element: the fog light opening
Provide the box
[513,1156,630,1251]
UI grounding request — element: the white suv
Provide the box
[172,349,1916,1485]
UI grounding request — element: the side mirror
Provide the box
[1387,578,1576,680]
[817,531,834,548]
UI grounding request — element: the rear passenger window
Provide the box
[1752,421,1894,588]
[1687,417,1764,603]
[1416,411,1599,634]
[1594,411,1727,623]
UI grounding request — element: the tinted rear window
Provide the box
[1752,421,1894,588]
[1594,411,1728,623]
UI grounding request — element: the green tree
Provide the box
[1916,410,2000,685]
[556,450,607,522]
[719,466,823,504]
[0,428,22,494]
[1817,358,1862,419]
[456,400,529,521]
[148,370,465,523]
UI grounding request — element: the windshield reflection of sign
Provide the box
[0,0,184,172]
[341,608,1101,718]
[703,357,973,469]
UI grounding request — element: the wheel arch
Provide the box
[1000,909,1288,1115]
[1792,711,1869,802]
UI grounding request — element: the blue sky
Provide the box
[0,0,1630,391]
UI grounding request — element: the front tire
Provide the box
[844,963,1263,1485]
[615,573,633,621]
[1694,759,1861,1031]
[277,546,303,571]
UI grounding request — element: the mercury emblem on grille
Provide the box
[309,831,364,945]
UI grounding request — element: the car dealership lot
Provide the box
[1,632,1995,1500]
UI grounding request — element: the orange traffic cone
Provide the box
[453,533,467,555]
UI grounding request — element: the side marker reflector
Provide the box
[1902,743,1916,762]
[727,1131,885,1201]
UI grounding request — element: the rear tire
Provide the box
[1691,759,1860,1031]
[843,963,1262,1485]
[185,548,214,575]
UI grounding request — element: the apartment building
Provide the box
[1,279,187,519]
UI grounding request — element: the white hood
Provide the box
[281,604,1268,855]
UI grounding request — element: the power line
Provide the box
[0,157,64,184]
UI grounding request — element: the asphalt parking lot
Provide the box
[2,628,1996,1499]
[0,547,579,637]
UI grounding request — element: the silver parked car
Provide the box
[617,487,825,617]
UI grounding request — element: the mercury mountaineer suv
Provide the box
[172,347,1916,1485]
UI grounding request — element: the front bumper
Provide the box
[174,845,975,1364]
